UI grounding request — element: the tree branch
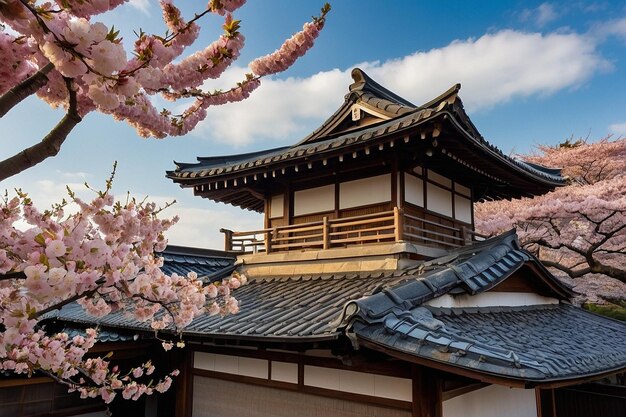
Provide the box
[540,259,591,278]
[0,63,54,118]
[589,263,626,284]
[0,271,26,280]
[0,77,81,181]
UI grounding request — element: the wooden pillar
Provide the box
[412,366,442,417]
[460,226,467,246]
[266,227,275,254]
[394,206,404,242]
[322,216,330,250]
[391,154,399,208]
[174,349,194,417]
[263,195,270,229]
[536,388,556,417]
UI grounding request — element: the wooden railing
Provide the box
[221,207,486,253]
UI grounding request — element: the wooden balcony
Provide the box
[220,207,485,254]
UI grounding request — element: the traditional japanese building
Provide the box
[45,69,626,417]
[167,68,564,276]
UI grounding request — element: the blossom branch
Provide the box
[0,77,81,181]
[0,63,53,117]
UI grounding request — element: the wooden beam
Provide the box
[357,337,527,388]
[442,382,488,401]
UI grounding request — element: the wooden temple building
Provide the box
[33,69,626,417]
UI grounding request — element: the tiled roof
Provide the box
[167,68,565,209]
[349,231,572,321]
[160,245,235,281]
[344,232,626,382]
[351,304,626,382]
[48,231,626,381]
[51,232,568,342]
[181,273,406,341]
[50,272,408,342]
[60,326,138,343]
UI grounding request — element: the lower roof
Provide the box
[47,232,626,384]
[351,303,626,383]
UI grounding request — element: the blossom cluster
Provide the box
[0,32,36,95]
[0,180,245,400]
[249,20,323,76]
[0,0,329,137]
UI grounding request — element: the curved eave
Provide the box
[167,86,564,209]
[442,112,565,190]
[354,332,626,388]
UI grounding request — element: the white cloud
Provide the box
[56,170,90,180]
[521,3,560,27]
[608,122,626,135]
[128,0,151,15]
[589,16,626,42]
[1,175,262,249]
[194,68,349,146]
[194,29,609,146]
[361,30,609,111]
[161,205,262,249]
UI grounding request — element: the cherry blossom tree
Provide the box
[0,165,248,402]
[476,138,626,292]
[0,0,330,180]
[0,0,329,403]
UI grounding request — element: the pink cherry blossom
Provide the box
[0,0,329,148]
[0,176,247,402]
[0,0,328,402]
[476,137,626,301]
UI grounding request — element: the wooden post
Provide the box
[174,348,194,417]
[394,206,404,242]
[219,228,233,251]
[322,216,330,250]
[460,225,467,246]
[536,388,556,417]
[412,365,442,417]
[266,228,275,254]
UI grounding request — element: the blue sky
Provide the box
[2,1,626,248]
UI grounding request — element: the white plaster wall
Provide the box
[271,361,298,384]
[405,173,424,207]
[270,194,284,218]
[194,352,268,379]
[425,292,559,308]
[428,170,452,187]
[454,195,472,224]
[238,356,269,378]
[443,385,537,417]
[426,183,452,217]
[294,184,334,216]
[374,374,412,401]
[304,365,340,390]
[303,365,412,401]
[339,174,391,209]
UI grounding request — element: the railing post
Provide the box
[265,228,274,254]
[460,226,468,246]
[394,207,404,242]
[219,228,233,251]
[323,216,330,250]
